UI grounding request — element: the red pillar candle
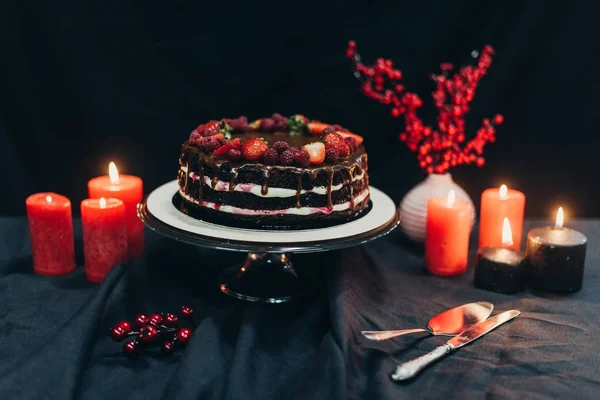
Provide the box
[25,193,76,276]
[81,197,128,283]
[479,184,525,250]
[425,190,472,276]
[88,162,144,257]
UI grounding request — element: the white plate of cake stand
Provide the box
[138,180,400,303]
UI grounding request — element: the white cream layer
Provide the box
[179,188,370,216]
[180,166,365,198]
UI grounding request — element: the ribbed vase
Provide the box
[399,173,475,242]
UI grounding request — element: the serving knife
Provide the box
[391,310,520,382]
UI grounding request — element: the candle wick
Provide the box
[45,195,52,203]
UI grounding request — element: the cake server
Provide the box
[391,309,520,381]
[361,301,493,341]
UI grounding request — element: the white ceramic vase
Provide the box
[399,173,475,243]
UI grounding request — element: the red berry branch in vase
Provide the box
[346,40,503,174]
[110,305,195,357]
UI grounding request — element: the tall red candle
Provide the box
[88,162,143,257]
[25,192,76,276]
[81,197,128,283]
[425,190,472,276]
[479,184,525,250]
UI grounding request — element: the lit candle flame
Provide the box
[447,190,456,206]
[99,197,107,209]
[45,195,52,203]
[502,217,514,247]
[555,207,564,229]
[109,162,120,185]
[499,184,508,199]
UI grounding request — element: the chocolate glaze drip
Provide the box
[183,160,190,192]
[296,174,302,208]
[348,166,356,208]
[211,164,219,190]
[261,168,270,195]
[198,160,204,200]
[326,169,334,210]
[229,169,237,192]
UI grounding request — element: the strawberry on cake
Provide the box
[176,114,370,229]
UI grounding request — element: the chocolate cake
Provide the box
[176,114,370,229]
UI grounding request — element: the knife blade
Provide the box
[391,310,520,382]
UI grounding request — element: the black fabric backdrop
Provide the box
[1,1,599,216]
[0,218,599,399]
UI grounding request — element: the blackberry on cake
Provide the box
[263,148,280,165]
[177,114,370,229]
[279,150,295,166]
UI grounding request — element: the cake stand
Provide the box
[138,180,399,303]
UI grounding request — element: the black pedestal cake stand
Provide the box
[138,180,399,303]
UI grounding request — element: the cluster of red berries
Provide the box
[189,115,365,167]
[245,138,315,167]
[249,113,288,132]
[110,305,194,357]
[223,116,249,132]
[189,120,228,152]
[347,41,504,174]
[263,141,298,166]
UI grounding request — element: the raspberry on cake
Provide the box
[177,114,370,229]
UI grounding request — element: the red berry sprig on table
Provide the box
[346,40,504,174]
[110,305,195,357]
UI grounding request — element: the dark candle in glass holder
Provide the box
[526,207,587,293]
[474,218,526,294]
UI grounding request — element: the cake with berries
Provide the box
[176,114,370,229]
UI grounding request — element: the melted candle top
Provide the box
[528,227,587,246]
[479,247,525,265]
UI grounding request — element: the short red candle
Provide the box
[425,190,472,276]
[25,192,76,276]
[479,185,525,250]
[81,197,128,283]
[88,162,143,257]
